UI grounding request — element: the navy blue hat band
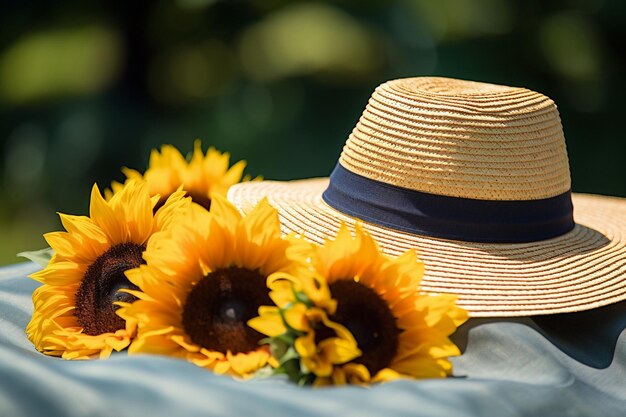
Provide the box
[322,163,575,243]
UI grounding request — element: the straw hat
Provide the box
[227,77,626,317]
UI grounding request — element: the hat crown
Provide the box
[339,77,571,201]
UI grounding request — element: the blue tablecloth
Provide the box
[1,262,625,417]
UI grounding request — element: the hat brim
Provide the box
[228,178,626,317]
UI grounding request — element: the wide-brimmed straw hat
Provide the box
[227,77,626,317]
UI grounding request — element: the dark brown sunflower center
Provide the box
[181,266,270,354]
[153,191,211,213]
[75,242,144,335]
[186,190,211,210]
[327,280,400,375]
[152,197,168,213]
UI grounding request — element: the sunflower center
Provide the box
[181,267,270,354]
[186,190,211,210]
[152,197,168,213]
[328,280,400,375]
[75,243,144,335]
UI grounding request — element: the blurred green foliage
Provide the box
[1,0,625,264]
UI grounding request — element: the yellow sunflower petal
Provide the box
[299,220,464,384]
[27,179,190,360]
[391,356,451,378]
[283,303,309,332]
[212,360,232,375]
[340,363,371,385]
[319,337,361,365]
[43,232,78,260]
[267,279,296,308]
[247,307,287,337]
[295,332,317,358]
[89,183,127,243]
[227,349,269,378]
[29,261,84,286]
[120,192,304,377]
[302,356,333,378]
[57,214,109,256]
[371,367,404,383]
[121,167,143,181]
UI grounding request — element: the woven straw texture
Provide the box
[341,77,571,200]
[229,181,626,317]
[227,77,626,317]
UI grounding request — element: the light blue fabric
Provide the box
[1,262,625,417]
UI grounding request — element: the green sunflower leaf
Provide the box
[17,247,54,267]
[298,373,315,387]
[265,338,288,359]
[281,357,304,383]
[279,346,300,365]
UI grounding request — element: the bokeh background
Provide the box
[1,0,625,264]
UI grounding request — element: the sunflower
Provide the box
[249,272,361,384]
[117,195,306,378]
[251,224,468,385]
[26,181,189,359]
[108,140,251,210]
